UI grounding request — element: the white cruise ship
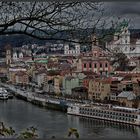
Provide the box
[67,103,140,126]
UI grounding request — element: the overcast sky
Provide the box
[104,2,140,28]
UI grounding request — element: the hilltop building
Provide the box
[106,22,140,58]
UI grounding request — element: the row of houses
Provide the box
[1,43,140,108]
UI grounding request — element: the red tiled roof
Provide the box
[15,71,28,76]
[83,75,95,80]
[93,77,113,84]
[82,71,98,76]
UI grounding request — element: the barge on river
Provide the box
[67,104,140,126]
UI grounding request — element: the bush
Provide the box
[0,122,79,139]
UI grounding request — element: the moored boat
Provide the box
[0,88,9,100]
[67,103,140,126]
[0,92,8,100]
[8,93,14,99]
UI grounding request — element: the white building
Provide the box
[13,52,18,61]
[33,71,47,87]
[106,26,140,58]
[64,43,80,56]
[19,52,23,59]
[12,51,24,61]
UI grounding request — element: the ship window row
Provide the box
[79,111,135,122]
[79,108,137,119]
[80,110,137,119]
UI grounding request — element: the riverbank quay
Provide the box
[0,83,70,112]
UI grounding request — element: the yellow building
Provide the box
[54,76,63,95]
[88,78,112,101]
[15,71,29,85]
[0,64,8,75]
[8,67,27,84]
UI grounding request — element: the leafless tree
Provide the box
[0,1,125,44]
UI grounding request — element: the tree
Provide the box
[0,122,38,139]
[0,2,126,44]
[68,128,79,138]
[18,126,38,139]
[0,122,80,139]
[0,77,8,83]
[111,52,129,71]
[0,122,16,138]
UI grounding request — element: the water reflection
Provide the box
[0,99,140,138]
[67,115,140,138]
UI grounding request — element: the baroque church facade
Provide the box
[106,26,140,58]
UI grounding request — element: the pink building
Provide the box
[81,45,112,75]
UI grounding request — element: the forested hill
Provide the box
[0,35,47,48]
[0,29,140,49]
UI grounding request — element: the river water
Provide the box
[0,98,140,138]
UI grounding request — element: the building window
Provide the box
[105,63,108,67]
[89,63,92,68]
[94,63,97,68]
[100,63,102,68]
[84,63,86,68]
[7,50,11,55]
[99,53,102,56]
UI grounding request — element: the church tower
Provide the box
[113,20,130,45]
[5,44,12,65]
[91,34,99,47]
[120,26,130,44]
[91,34,99,52]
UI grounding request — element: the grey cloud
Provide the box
[103,2,140,28]
[104,2,140,15]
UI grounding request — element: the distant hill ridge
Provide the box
[0,29,140,49]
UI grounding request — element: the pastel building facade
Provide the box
[88,78,112,101]
[77,36,112,75]
[106,25,140,58]
[64,43,80,56]
[62,76,79,95]
[13,51,24,61]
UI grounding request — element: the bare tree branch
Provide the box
[0,1,127,46]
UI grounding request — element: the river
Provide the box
[0,98,140,138]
